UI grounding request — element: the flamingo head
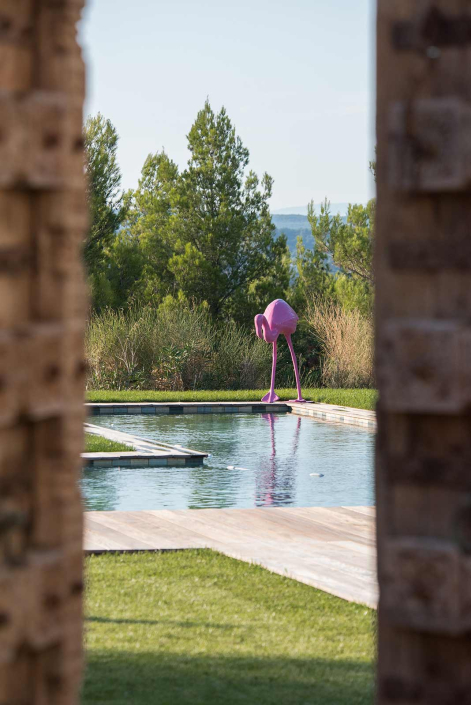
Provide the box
[254,314,264,339]
[254,314,278,343]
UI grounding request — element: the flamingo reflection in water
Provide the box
[255,413,302,507]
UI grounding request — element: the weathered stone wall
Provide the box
[376,2,471,702]
[0,0,87,702]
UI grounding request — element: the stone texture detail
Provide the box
[376,0,471,700]
[0,0,87,702]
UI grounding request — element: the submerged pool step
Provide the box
[83,422,208,468]
[83,453,205,468]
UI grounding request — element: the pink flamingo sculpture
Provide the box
[254,299,307,403]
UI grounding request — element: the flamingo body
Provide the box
[254,299,307,403]
[260,299,298,338]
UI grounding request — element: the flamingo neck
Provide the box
[262,320,278,343]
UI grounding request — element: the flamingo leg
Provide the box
[261,342,280,403]
[286,334,306,403]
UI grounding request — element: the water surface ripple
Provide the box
[82,413,374,511]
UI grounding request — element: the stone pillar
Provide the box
[376,2,471,702]
[0,0,87,702]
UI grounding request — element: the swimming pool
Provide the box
[81,412,374,512]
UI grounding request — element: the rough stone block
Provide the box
[389,98,471,193]
[381,537,471,634]
[377,319,471,413]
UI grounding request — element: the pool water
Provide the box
[81,413,374,512]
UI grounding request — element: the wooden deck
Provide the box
[84,506,377,607]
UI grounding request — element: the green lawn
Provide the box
[85,433,134,453]
[82,551,375,705]
[86,388,377,410]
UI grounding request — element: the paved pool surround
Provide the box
[86,401,377,430]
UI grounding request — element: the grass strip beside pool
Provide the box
[85,433,134,453]
[83,551,375,705]
[86,388,377,411]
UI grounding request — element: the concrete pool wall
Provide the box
[86,401,377,430]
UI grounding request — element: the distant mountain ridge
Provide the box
[272,214,311,253]
[272,214,312,230]
[271,213,346,258]
[272,203,352,217]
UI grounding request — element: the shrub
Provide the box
[201,323,273,390]
[305,300,374,388]
[85,304,272,391]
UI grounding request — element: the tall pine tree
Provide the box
[84,114,126,273]
[166,100,289,319]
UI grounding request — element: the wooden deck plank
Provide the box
[335,539,376,557]
[285,507,376,546]
[86,512,196,550]
[83,529,108,550]
[116,511,210,548]
[84,506,378,607]
[240,507,368,544]
[291,506,374,528]
[86,511,207,550]
[334,507,376,523]
[86,517,158,550]
[344,506,376,517]
[84,527,134,551]
[154,509,375,582]
[147,509,281,550]
[214,509,377,574]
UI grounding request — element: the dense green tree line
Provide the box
[84,102,374,327]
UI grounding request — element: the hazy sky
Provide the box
[81,0,375,211]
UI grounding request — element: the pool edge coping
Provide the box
[85,400,377,430]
